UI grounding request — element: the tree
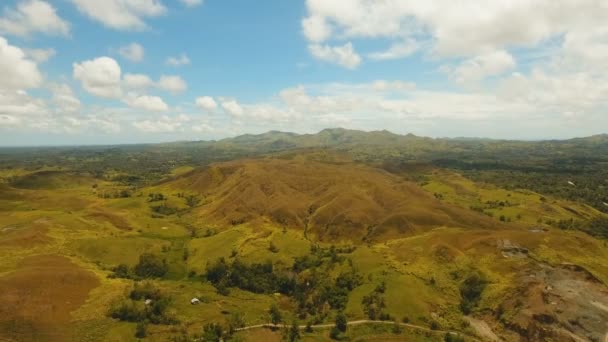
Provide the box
[201,323,223,342]
[227,312,245,334]
[288,320,300,342]
[335,312,347,333]
[134,253,168,278]
[185,195,201,208]
[329,327,341,340]
[269,304,282,325]
[110,263,132,279]
[135,321,148,338]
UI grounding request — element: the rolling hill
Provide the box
[161,156,501,241]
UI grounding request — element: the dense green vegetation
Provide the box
[109,283,177,326]
[459,273,488,315]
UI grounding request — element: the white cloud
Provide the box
[0,0,70,37]
[301,0,608,57]
[368,39,418,60]
[179,0,203,8]
[133,115,189,133]
[166,54,191,66]
[24,48,55,63]
[118,43,144,62]
[370,80,416,92]
[70,0,166,31]
[302,15,331,42]
[73,56,122,99]
[0,37,43,90]
[447,50,516,84]
[50,83,81,113]
[158,75,187,94]
[123,73,154,89]
[309,42,361,69]
[195,96,217,111]
[221,99,244,117]
[0,89,47,121]
[192,122,213,133]
[126,95,169,112]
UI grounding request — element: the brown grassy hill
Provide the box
[162,157,501,241]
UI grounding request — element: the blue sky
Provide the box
[0,0,607,146]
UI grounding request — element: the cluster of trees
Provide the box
[466,170,608,215]
[581,217,608,239]
[148,193,167,202]
[109,282,178,337]
[543,217,608,239]
[362,281,391,320]
[459,272,488,314]
[206,258,294,295]
[205,244,362,323]
[110,253,168,280]
[150,204,180,216]
[97,189,132,199]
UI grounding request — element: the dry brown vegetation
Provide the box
[165,158,500,241]
[0,255,99,342]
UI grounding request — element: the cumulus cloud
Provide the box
[125,95,169,112]
[0,0,70,37]
[446,50,516,84]
[158,75,187,94]
[123,73,154,90]
[302,15,331,42]
[133,114,190,133]
[221,99,244,117]
[50,83,81,113]
[0,37,43,90]
[24,48,56,63]
[73,56,122,98]
[70,0,166,31]
[301,0,608,58]
[195,96,217,111]
[309,42,361,69]
[166,54,191,66]
[179,0,203,8]
[118,43,144,62]
[368,39,418,61]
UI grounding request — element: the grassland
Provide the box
[1,132,607,341]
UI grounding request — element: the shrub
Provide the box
[109,263,132,279]
[201,323,223,342]
[335,312,347,333]
[135,321,148,338]
[269,304,282,325]
[134,253,168,279]
[288,320,300,342]
[329,327,341,340]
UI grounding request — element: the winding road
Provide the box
[235,319,479,340]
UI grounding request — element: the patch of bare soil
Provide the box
[0,255,99,342]
[465,316,500,341]
[499,263,608,341]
